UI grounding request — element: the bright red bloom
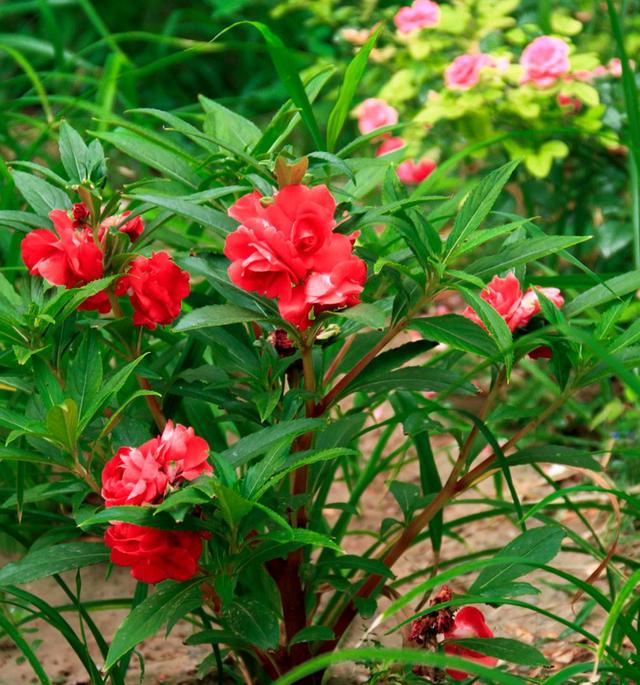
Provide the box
[225,185,366,330]
[264,184,336,261]
[462,273,564,332]
[116,252,190,329]
[224,218,307,301]
[104,522,204,583]
[443,606,499,680]
[396,159,437,185]
[557,93,582,113]
[21,209,104,289]
[101,420,212,507]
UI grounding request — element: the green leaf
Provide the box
[444,637,548,666]
[79,355,147,431]
[59,120,89,183]
[12,170,70,215]
[67,332,103,422]
[175,304,265,332]
[469,526,565,595]
[228,22,323,149]
[347,366,476,397]
[45,398,78,452]
[444,161,519,259]
[0,542,109,586]
[0,612,51,684]
[224,598,280,650]
[199,95,262,150]
[212,483,253,528]
[458,287,513,375]
[290,625,334,646]
[563,271,640,318]
[467,235,590,277]
[105,579,203,669]
[259,529,341,553]
[219,419,324,468]
[507,446,602,471]
[130,193,236,237]
[326,26,381,151]
[0,446,63,465]
[334,303,386,329]
[410,314,498,358]
[94,129,200,188]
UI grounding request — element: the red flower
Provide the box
[264,184,336,261]
[101,446,169,507]
[104,522,204,583]
[375,137,407,157]
[100,211,144,242]
[116,252,190,329]
[21,209,104,289]
[396,159,437,185]
[101,421,212,507]
[443,606,499,680]
[462,273,563,332]
[224,218,307,301]
[224,185,367,330]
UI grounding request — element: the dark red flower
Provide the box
[104,522,205,583]
[116,252,190,329]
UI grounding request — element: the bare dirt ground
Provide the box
[0,429,620,684]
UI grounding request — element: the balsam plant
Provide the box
[0,21,639,685]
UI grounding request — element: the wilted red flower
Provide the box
[443,606,499,680]
[100,211,144,242]
[21,209,104,289]
[116,251,190,329]
[396,159,437,185]
[101,420,211,507]
[104,522,205,583]
[225,185,366,330]
[462,272,563,332]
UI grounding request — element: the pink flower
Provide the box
[445,53,494,90]
[394,0,440,34]
[462,273,564,332]
[357,98,399,135]
[116,252,190,329]
[443,606,499,680]
[396,159,437,184]
[104,523,205,584]
[520,36,570,87]
[608,57,622,77]
[101,421,212,508]
[375,137,407,156]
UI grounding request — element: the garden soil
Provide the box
[0,449,616,684]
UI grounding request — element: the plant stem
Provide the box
[107,286,166,432]
[314,321,406,415]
